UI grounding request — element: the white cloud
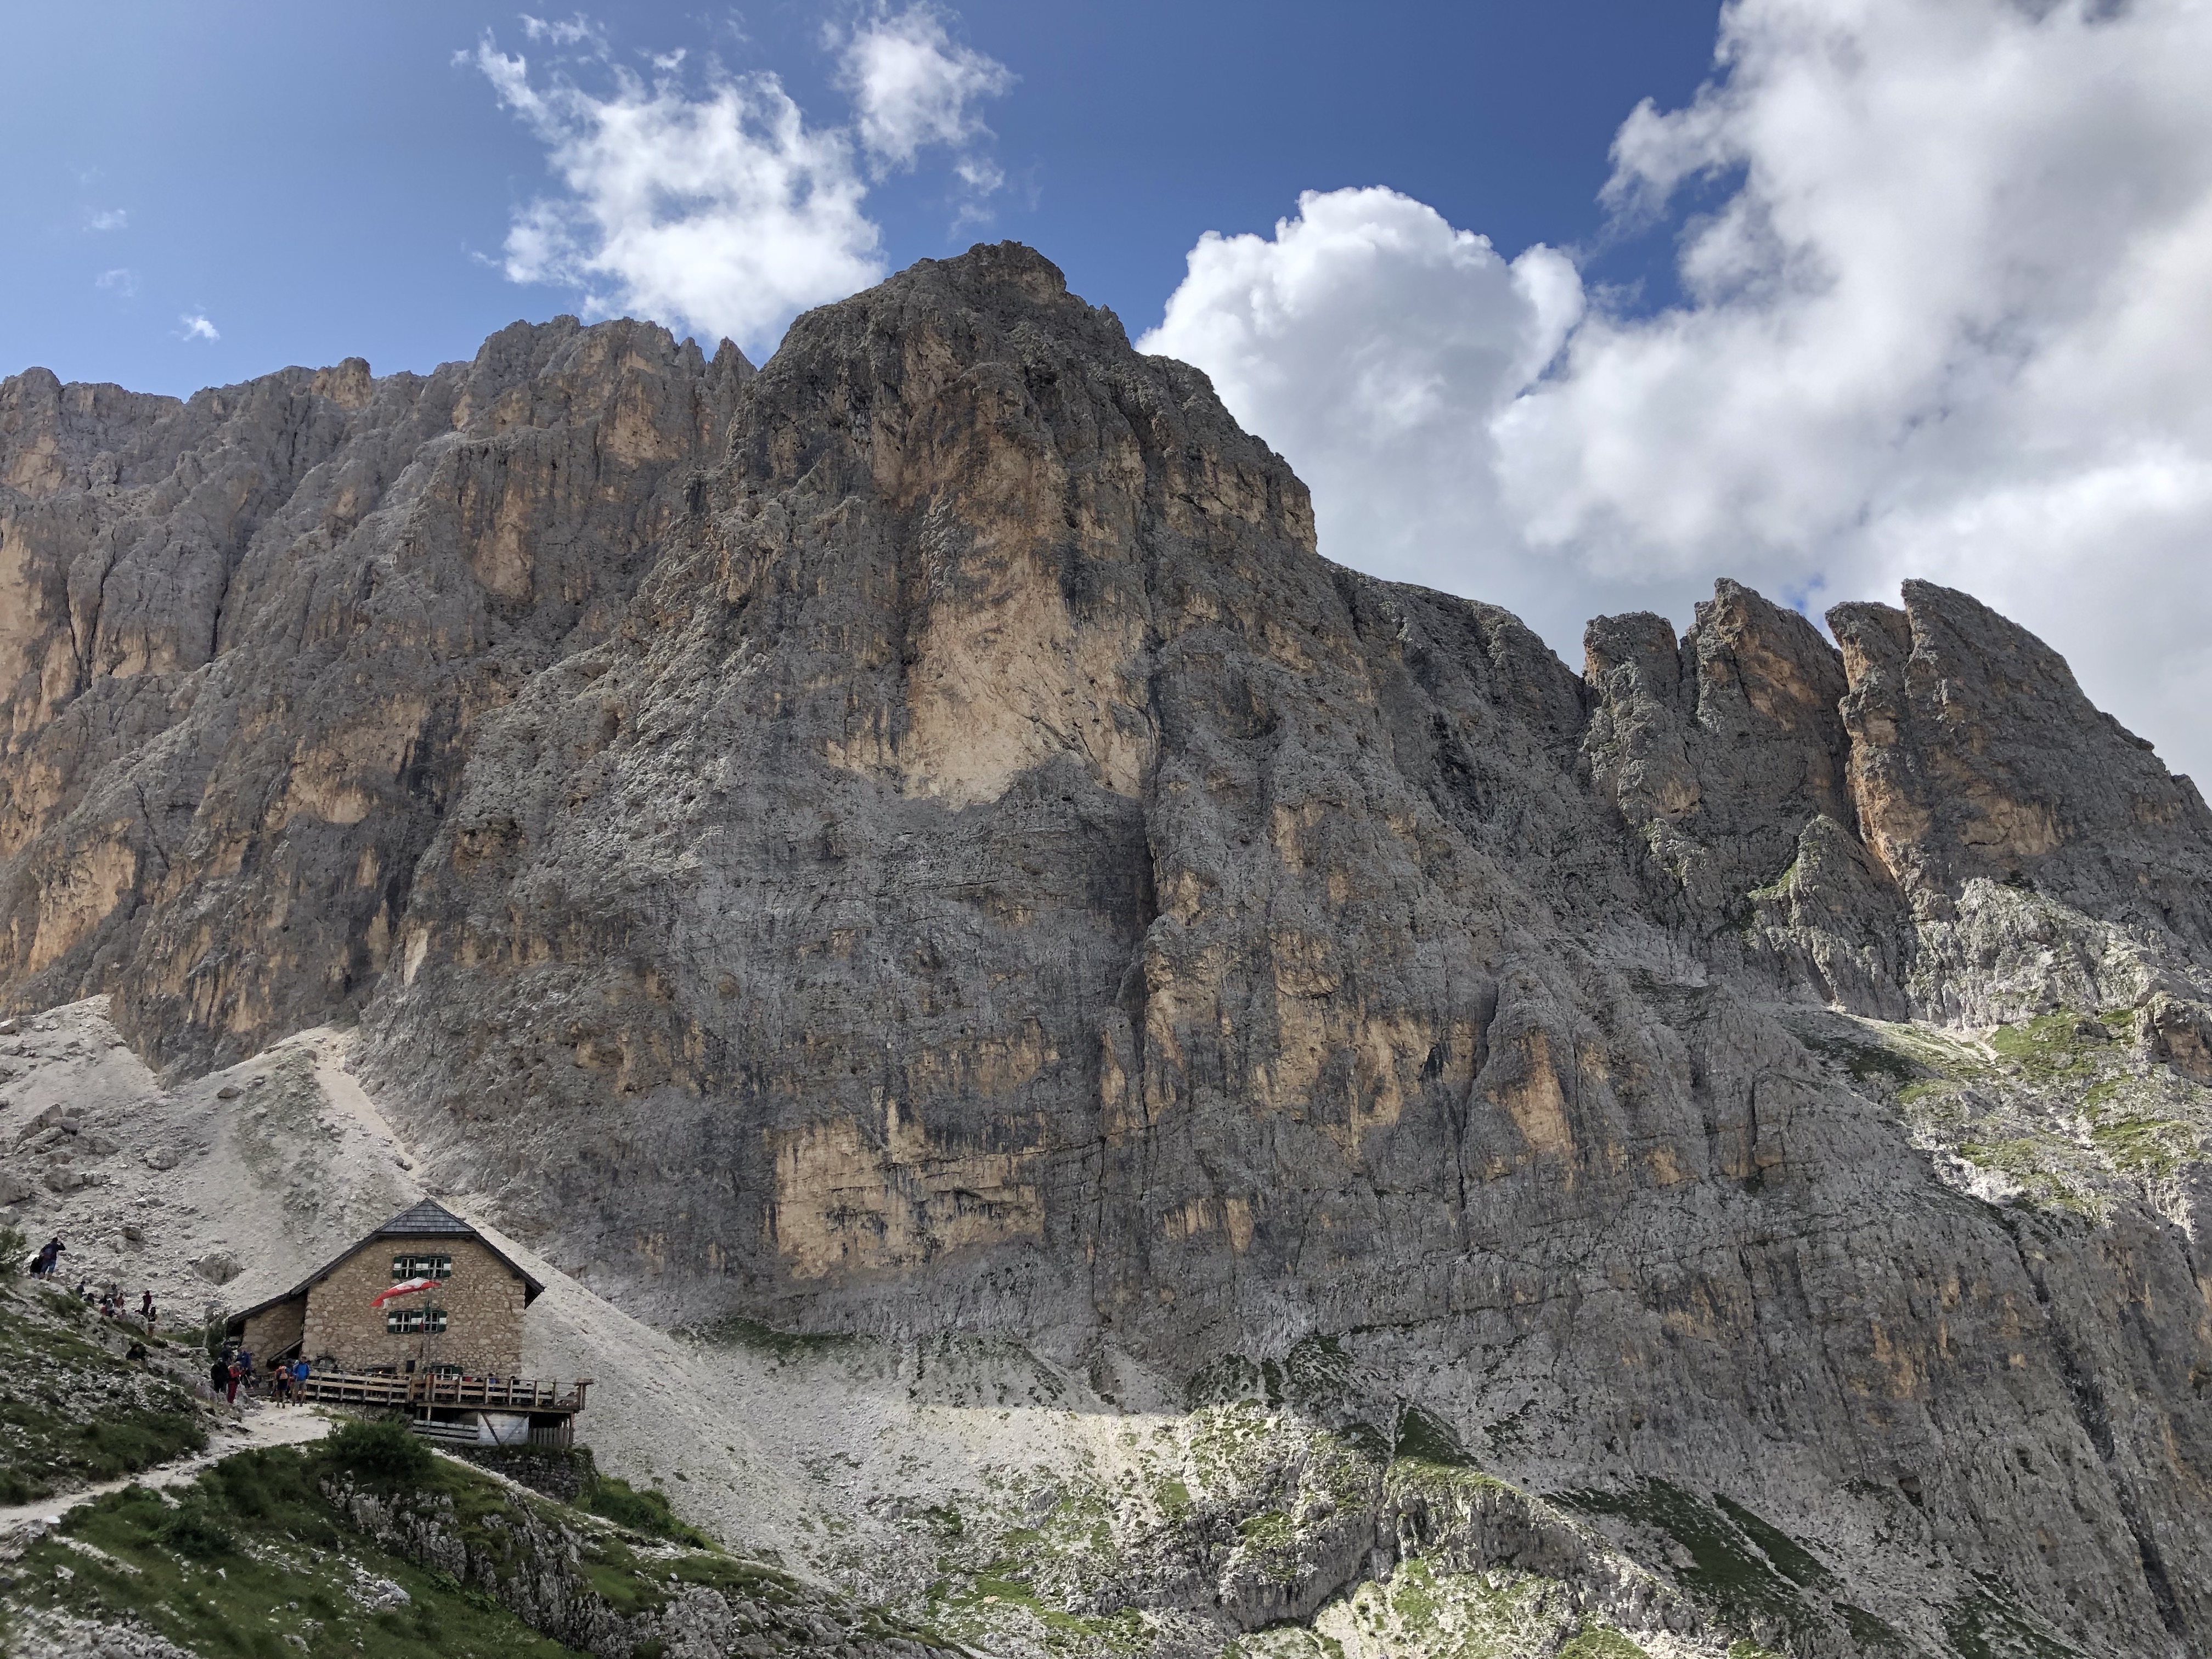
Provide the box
[520,14,605,52]
[836,4,1012,182]
[1143,188,1579,619]
[1143,0,2212,787]
[471,37,883,354]
[86,209,127,232]
[95,268,136,297]
[471,8,1009,356]
[178,313,219,341]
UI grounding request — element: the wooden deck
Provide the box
[295,1370,590,1414]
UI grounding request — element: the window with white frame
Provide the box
[390,1254,454,1280]
[384,1307,449,1335]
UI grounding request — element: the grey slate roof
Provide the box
[225,1199,546,1331]
[373,1199,478,1238]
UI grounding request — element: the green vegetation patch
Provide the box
[1557,1480,1818,1640]
[1558,1627,1652,1658]
[1987,1009,2116,1085]
[1183,1335,1360,1414]
[1711,1495,1833,1589]
[1851,1001,2212,1217]
[922,1564,1150,1656]
[1745,857,1801,905]
[1955,1137,2103,1215]
[2085,1114,2196,1178]
[687,1313,867,1363]
[7,1452,584,1659]
[1182,1400,1287,1493]
[1942,1575,2087,1659]
[1384,1453,1514,1513]
[1392,1403,1475,1467]
[1184,1352,1269,1410]
[1234,1555,1577,1658]
[0,1280,207,1504]
[585,1473,715,1548]
[1836,1600,1910,1653]
[1235,1505,1295,1551]
[320,1414,435,1486]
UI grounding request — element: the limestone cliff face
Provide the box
[1588,574,2212,1028]
[0,321,748,1067]
[5,245,2212,1657]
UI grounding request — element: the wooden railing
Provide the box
[295,1370,590,1414]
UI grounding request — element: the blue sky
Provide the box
[6,1,2211,784]
[0,1,1716,393]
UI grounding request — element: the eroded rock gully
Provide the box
[5,242,2211,1657]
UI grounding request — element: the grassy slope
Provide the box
[2,1423,953,1659]
[2,1444,585,1659]
[0,1279,208,1504]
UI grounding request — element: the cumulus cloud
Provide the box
[473,42,878,354]
[1144,0,2212,786]
[178,313,218,341]
[472,7,1011,355]
[95,268,136,297]
[1144,188,1579,616]
[836,4,1013,185]
[85,209,127,232]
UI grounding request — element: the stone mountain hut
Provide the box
[227,1198,544,1375]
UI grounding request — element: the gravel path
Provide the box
[0,1405,334,1542]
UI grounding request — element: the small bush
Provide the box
[207,1447,309,1519]
[0,1225,26,1279]
[321,1415,434,1485]
[159,1502,237,1558]
[586,1476,713,1547]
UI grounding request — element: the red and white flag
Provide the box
[373,1277,439,1309]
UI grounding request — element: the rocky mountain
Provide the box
[5,242,2211,1659]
